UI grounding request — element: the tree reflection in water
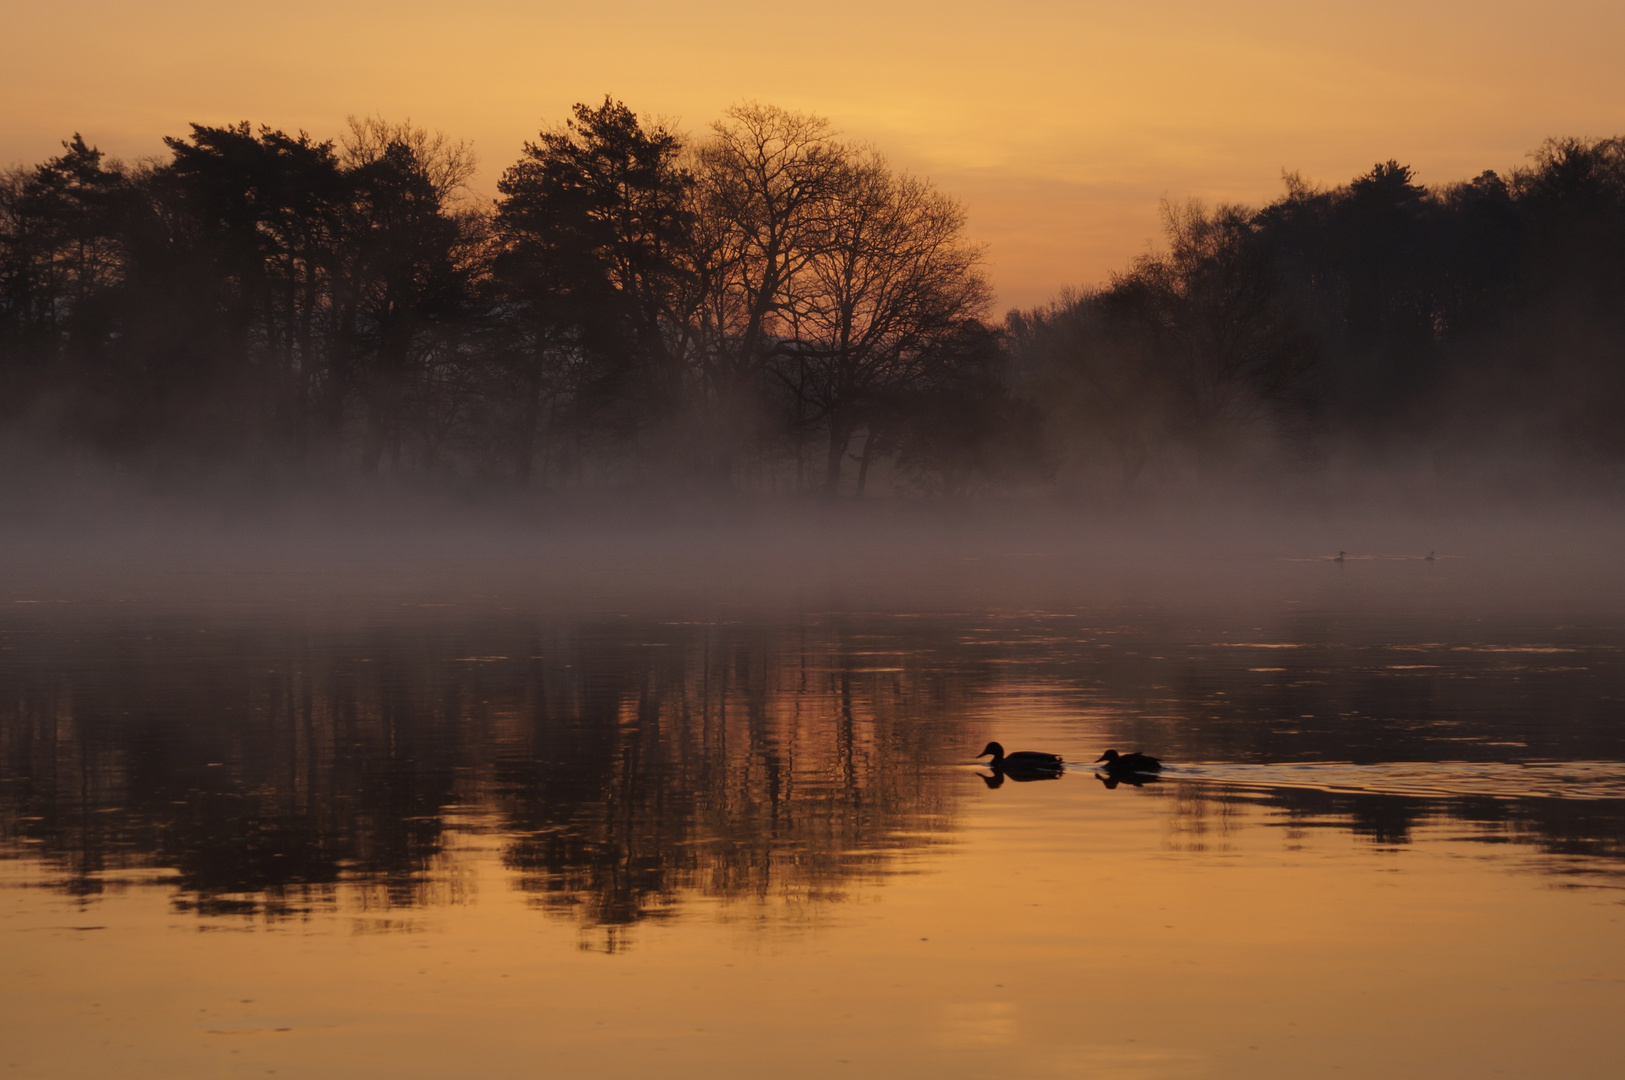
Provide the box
[0,615,982,944]
[489,623,970,944]
[4,608,1625,947]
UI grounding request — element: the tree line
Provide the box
[1012,139,1625,487]
[0,100,1022,495]
[4,102,1624,495]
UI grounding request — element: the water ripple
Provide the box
[1160,760,1625,801]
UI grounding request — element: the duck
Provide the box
[1334,550,1346,563]
[1095,749,1163,774]
[977,742,1064,771]
[1424,550,1436,562]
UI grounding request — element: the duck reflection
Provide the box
[1094,770,1162,790]
[978,763,1065,788]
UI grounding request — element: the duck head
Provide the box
[977,742,1005,762]
[1095,749,1121,764]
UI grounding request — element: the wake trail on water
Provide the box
[1141,761,1625,801]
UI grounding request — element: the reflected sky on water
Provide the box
[3,590,1624,1077]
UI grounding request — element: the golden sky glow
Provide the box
[5,1,1624,308]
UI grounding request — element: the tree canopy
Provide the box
[5,111,1625,496]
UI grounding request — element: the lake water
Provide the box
[3,542,1624,1078]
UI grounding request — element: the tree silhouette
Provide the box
[777,152,990,493]
[6,113,1625,491]
[494,97,694,481]
[688,103,849,483]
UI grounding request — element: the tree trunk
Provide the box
[824,420,852,495]
[515,354,542,482]
[853,427,879,499]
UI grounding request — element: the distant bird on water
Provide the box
[1425,550,1436,561]
[1334,551,1347,563]
[977,742,1063,771]
[1095,749,1163,775]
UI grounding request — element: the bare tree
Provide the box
[686,103,848,480]
[777,152,990,493]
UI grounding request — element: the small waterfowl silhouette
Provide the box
[977,742,1063,771]
[1334,550,1347,563]
[1095,749,1162,774]
[1425,550,1436,562]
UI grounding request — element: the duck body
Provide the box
[977,741,1063,771]
[1095,749,1163,774]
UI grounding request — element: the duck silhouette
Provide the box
[977,742,1063,771]
[1095,749,1163,775]
[1334,551,1346,563]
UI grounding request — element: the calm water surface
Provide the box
[3,562,1624,1078]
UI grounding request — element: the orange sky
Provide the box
[5,0,1623,309]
